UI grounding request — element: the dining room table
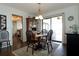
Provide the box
[34,32,47,50]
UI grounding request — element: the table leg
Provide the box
[37,37,42,50]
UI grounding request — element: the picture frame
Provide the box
[0,14,7,30]
[68,16,74,21]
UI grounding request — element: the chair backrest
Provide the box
[46,30,53,41]
[0,31,9,42]
[26,30,33,43]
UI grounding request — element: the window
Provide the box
[43,19,50,31]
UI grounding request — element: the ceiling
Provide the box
[1,3,79,16]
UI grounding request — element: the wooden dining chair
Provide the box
[46,30,53,53]
[40,30,53,54]
[26,30,38,55]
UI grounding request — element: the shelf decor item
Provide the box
[69,24,78,34]
[0,15,6,30]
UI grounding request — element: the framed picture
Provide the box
[0,15,6,30]
[68,16,74,21]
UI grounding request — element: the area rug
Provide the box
[12,42,59,56]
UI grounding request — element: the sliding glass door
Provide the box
[51,16,63,42]
[43,15,63,42]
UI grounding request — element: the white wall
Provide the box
[77,6,79,33]
[64,6,79,33]
[0,4,32,47]
[43,5,79,44]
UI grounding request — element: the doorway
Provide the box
[12,14,23,50]
[51,16,63,42]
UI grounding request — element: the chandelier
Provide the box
[35,3,43,19]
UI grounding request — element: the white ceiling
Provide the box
[1,3,79,16]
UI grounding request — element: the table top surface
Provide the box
[36,34,47,37]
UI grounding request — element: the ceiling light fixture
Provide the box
[35,3,43,19]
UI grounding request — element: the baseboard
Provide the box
[51,40,62,43]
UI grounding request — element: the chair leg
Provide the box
[8,41,11,50]
[47,43,50,54]
[7,42,8,51]
[27,46,28,52]
[32,45,34,55]
[7,42,10,53]
[50,42,53,52]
